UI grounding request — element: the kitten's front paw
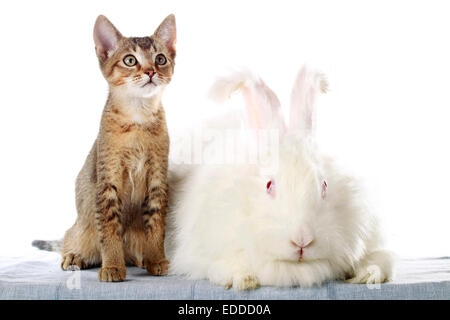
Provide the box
[61,253,85,271]
[346,265,388,284]
[144,259,169,276]
[98,266,126,282]
[234,275,260,291]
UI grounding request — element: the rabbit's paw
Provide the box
[346,264,388,284]
[234,275,260,291]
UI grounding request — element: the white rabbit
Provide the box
[166,66,394,290]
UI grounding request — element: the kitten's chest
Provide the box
[105,114,169,203]
[126,150,148,178]
[119,136,153,204]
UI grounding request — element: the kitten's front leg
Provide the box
[95,155,126,282]
[142,164,169,276]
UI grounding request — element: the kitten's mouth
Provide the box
[142,80,154,87]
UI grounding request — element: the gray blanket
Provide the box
[0,250,449,299]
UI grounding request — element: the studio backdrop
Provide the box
[0,0,449,259]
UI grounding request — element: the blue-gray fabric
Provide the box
[0,250,449,299]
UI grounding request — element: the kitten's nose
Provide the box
[145,69,155,78]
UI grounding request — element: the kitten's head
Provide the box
[93,14,176,98]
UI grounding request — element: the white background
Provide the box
[0,0,449,257]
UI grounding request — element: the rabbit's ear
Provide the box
[210,70,285,131]
[289,66,328,134]
[241,77,285,131]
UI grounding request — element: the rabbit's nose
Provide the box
[291,237,314,260]
[301,238,314,248]
[291,238,314,249]
[295,227,314,248]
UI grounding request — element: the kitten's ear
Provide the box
[154,14,176,55]
[93,15,123,61]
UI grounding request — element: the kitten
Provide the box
[33,14,176,282]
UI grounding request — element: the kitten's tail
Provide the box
[32,240,62,252]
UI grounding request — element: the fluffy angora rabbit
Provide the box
[166,66,394,290]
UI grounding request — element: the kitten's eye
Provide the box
[155,54,167,65]
[123,55,137,67]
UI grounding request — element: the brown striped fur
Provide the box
[61,15,176,281]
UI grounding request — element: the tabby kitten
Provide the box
[35,14,176,282]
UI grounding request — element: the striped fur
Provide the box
[32,14,176,282]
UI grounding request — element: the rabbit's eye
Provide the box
[321,180,327,199]
[266,179,275,197]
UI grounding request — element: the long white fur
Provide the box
[209,70,284,131]
[208,69,256,103]
[289,65,328,134]
[166,66,394,290]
